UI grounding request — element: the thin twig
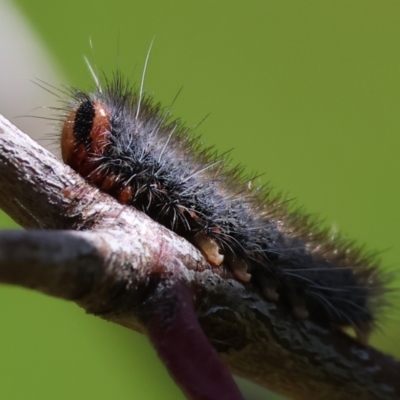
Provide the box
[0,114,399,400]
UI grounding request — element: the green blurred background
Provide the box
[1,1,400,399]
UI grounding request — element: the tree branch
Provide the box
[0,114,399,400]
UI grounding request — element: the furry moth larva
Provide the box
[57,71,385,345]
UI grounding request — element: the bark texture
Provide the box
[0,114,399,400]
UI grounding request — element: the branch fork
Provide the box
[0,114,399,400]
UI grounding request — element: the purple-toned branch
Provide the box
[0,114,399,400]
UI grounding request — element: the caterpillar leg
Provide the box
[225,252,251,283]
[192,234,252,283]
[192,233,224,267]
[340,323,372,346]
[255,273,280,302]
[255,268,310,319]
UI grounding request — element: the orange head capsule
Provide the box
[61,100,111,178]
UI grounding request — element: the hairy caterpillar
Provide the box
[56,61,385,345]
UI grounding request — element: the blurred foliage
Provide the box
[1,0,400,399]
